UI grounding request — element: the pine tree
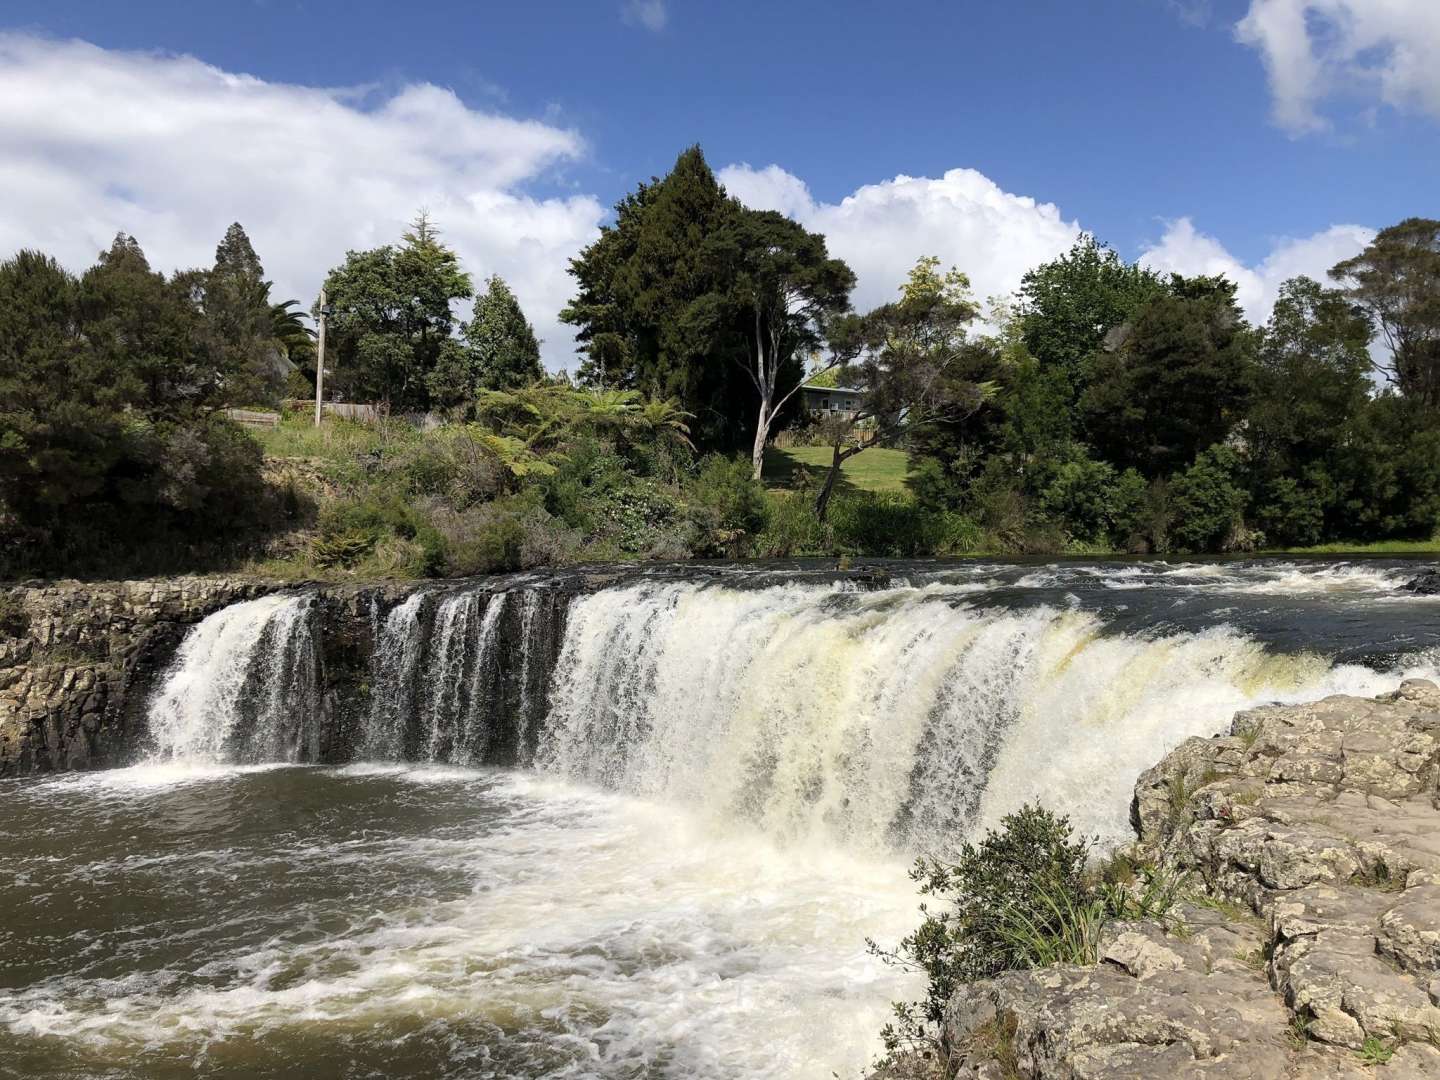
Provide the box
[468,276,542,390]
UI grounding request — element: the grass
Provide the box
[250,412,405,463]
[762,445,911,495]
[1261,537,1440,556]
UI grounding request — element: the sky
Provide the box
[0,0,1436,369]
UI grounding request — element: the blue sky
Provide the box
[1,1,1436,366]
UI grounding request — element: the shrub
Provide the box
[685,455,770,556]
[868,805,1095,1055]
[1171,445,1250,552]
[830,492,951,557]
[754,490,830,556]
[1037,456,1119,545]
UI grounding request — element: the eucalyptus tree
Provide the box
[1330,217,1440,408]
[727,208,854,480]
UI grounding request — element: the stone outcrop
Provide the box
[0,577,276,775]
[1402,569,1440,596]
[929,680,1440,1079]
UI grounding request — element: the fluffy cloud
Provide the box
[1138,217,1375,323]
[622,1,668,32]
[0,34,605,369]
[718,163,1081,313]
[1236,0,1440,134]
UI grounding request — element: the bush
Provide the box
[428,497,581,576]
[1171,445,1251,551]
[754,490,830,556]
[684,455,770,557]
[830,492,958,557]
[1037,456,1119,544]
[868,805,1096,1056]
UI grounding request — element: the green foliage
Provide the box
[320,212,474,411]
[1170,445,1252,552]
[1080,276,1257,478]
[1018,234,1167,390]
[0,235,292,577]
[685,455,770,556]
[868,805,1097,1054]
[429,275,543,409]
[1331,217,1440,409]
[1358,1035,1395,1066]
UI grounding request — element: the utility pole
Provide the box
[313,288,329,427]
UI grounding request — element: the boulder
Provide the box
[1402,568,1440,595]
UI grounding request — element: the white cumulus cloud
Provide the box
[718,163,1082,314]
[1138,216,1375,323]
[1236,0,1440,134]
[0,34,605,370]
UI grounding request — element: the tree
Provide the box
[1330,218,1440,408]
[1017,235,1166,392]
[728,209,855,479]
[429,275,543,408]
[0,235,269,573]
[812,257,992,521]
[1080,275,1257,477]
[561,146,769,453]
[1246,276,1373,544]
[321,212,473,411]
[179,222,294,406]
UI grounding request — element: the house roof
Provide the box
[801,383,865,394]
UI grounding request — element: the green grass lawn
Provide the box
[763,445,911,495]
[1261,537,1440,556]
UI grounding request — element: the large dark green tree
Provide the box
[321,213,473,411]
[1080,275,1257,477]
[1017,236,1166,389]
[1245,276,1373,544]
[0,234,268,573]
[562,146,844,454]
[179,222,295,406]
[1330,218,1440,409]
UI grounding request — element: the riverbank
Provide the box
[889,679,1440,1079]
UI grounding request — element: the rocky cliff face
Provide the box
[0,578,279,776]
[911,680,1440,1080]
[0,575,577,777]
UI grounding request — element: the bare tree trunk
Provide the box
[815,442,863,522]
[750,398,770,481]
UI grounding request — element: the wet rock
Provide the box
[1402,568,1440,595]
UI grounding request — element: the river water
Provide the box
[3,559,1439,1078]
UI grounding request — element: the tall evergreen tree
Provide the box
[562,146,758,452]
[1079,275,1258,477]
[428,274,543,408]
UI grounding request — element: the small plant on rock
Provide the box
[1358,1035,1395,1066]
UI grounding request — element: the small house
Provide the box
[800,383,865,419]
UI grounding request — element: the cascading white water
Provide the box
[419,591,508,763]
[534,580,1424,849]
[146,594,320,764]
[360,591,427,760]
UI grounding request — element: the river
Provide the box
[2,559,1438,1078]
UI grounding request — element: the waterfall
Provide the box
[146,594,321,764]
[361,589,519,764]
[143,569,1432,846]
[532,580,1411,849]
[360,591,427,761]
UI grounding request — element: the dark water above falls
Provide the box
[2,559,1439,1078]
